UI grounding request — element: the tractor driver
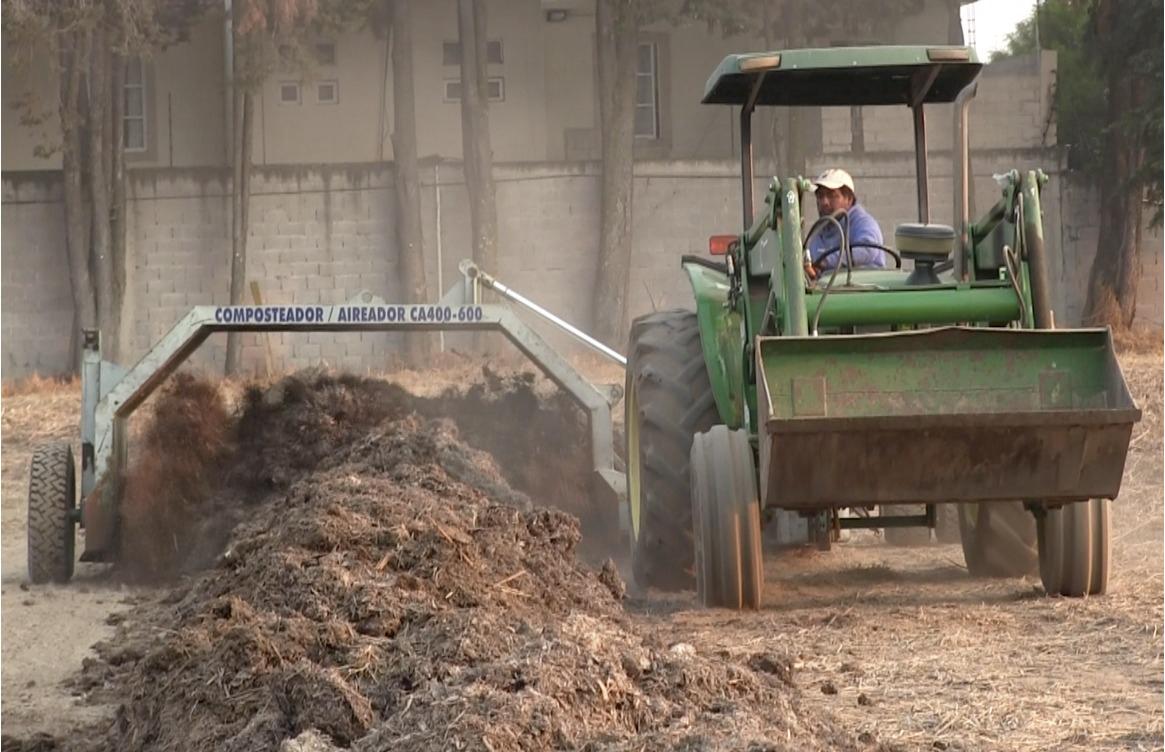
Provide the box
[804,168,886,279]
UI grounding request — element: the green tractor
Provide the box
[623,45,1141,609]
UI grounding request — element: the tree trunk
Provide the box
[59,33,97,371]
[391,0,430,363]
[88,30,120,362]
[947,0,965,45]
[760,1,782,170]
[225,75,253,376]
[782,4,812,179]
[591,0,637,346]
[456,0,498,276]
[457,0,499,353]
[1082,75,1142,328]
[1082,0,1144,329]
[110,52,128,360]
[760,1,775,167]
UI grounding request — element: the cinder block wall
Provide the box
[1056,178,1164,329]
[124,167,406,375]
[1,177,73,376]
[4,49,1161,380]
[0,160,757,379]
[3,157,1161,381]
[821,51,1059,155]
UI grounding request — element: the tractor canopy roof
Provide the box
[702,45,982,107]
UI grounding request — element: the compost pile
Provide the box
[71,371,859,752]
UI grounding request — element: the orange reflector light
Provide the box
[927,47,971,62]
[740,54,781,72]
[709,235,737,255]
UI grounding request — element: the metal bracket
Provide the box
[457,260,626,366]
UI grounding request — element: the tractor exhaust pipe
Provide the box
[953,82,977,282]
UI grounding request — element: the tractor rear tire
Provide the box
[691,426,763,610]
[957,502,1038,578]
[1037,499,1109,597]
[27,443,76,584]
[625,310,720,591]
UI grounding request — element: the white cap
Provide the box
[811,168,855,192]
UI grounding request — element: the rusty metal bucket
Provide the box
[755,327,1141,510]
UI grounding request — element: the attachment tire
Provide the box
[27,443,77,584]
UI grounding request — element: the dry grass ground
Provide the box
[633,351,1164,751]
[0,350,1160,749]
[0,378,134,736]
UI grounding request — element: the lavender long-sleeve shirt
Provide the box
[807,203,886,270]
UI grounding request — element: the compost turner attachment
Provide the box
[27,262,627,582]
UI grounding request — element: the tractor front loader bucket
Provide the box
[755,327,1140,510]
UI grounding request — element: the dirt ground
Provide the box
[1,352,1161,750]
[0,381,139,737]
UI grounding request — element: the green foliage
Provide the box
[231,0,379,89]
[2,0,211,63]
[995,0,1161,225]
[1097,0,1163,226]
[2,0,211,161]
[993,1,1105,172]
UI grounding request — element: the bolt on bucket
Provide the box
[755,327,1141,510]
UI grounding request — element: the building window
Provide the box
[634,42,659,140]
[443,77,504,103]
[123,58,146,151]
[442,40,503,66]
[315,41,336,65]
[316,80,338,104]
[279,82,302,104]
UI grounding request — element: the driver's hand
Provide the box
[803,261,818,280]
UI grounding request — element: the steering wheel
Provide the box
[812,243,902,273]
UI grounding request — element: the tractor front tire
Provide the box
[625,310,720,591]
[27,443,77,584]
[957,501,1038,578]
[1037,499,1110,597]
[691,426,763,610]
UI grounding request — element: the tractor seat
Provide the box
[896,223,955,286]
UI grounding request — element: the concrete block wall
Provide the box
[419,162,758,355]
[1138,226,1164,328]
[125,170,232,373]
[122,166,405,376]
[1,161,752,378]
[3,153,1160,381]
[1,176,73,376]
[1056,177,1164,329]
[626,165,749,323]
[821,51,1057,156]
[242,167,402,372]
